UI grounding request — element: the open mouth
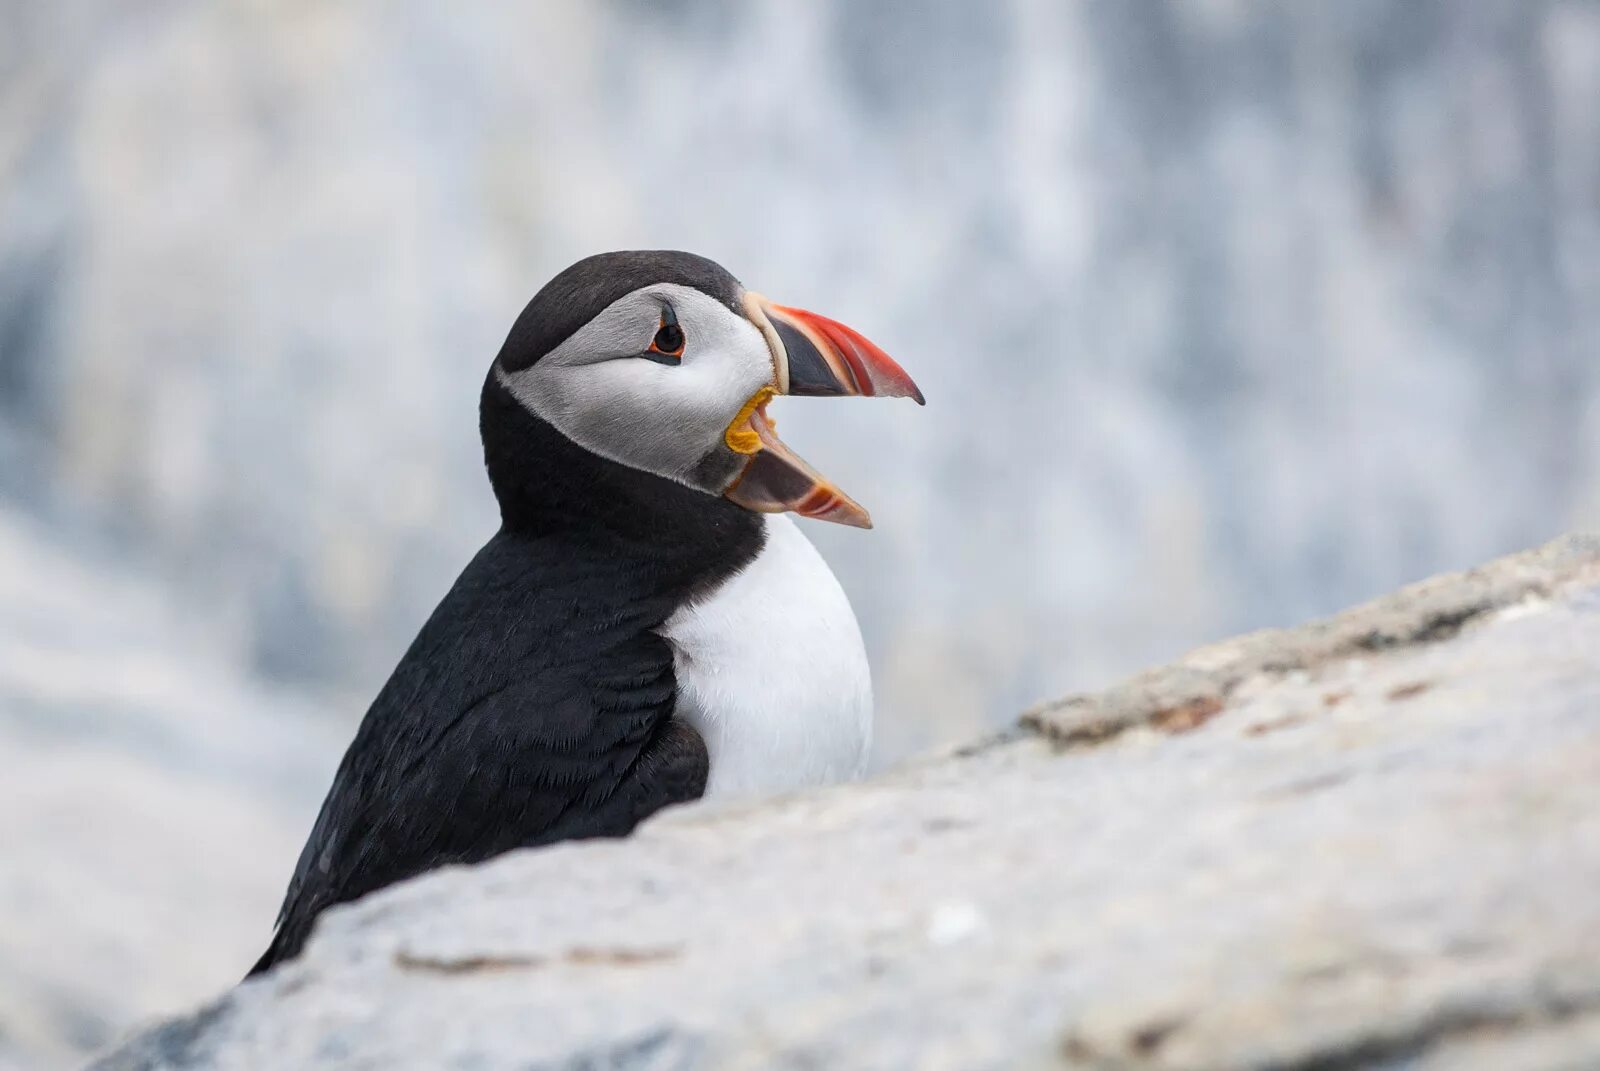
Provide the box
[724,387,775,456]
[719,295,921,529]
[724,392,872,528]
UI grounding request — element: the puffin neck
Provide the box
[479,372,763,556]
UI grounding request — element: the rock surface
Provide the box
[91,535,1600,1070]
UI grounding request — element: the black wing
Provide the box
[250,534,708,975]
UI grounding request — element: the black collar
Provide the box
[479,371,763,598]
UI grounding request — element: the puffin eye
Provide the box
[653,323,684,354]
[645,306,685,363]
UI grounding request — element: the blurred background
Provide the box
[3,0,1599,1066]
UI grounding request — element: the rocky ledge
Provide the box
[93,535,1600,1071]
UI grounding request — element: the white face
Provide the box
[496,283,775,493]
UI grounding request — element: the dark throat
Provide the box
[478,371,764,598]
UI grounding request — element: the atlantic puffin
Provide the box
[250,250,922,974]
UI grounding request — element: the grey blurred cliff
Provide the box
[2,1,1599,1068]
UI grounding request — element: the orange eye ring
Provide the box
[649,310,685,359]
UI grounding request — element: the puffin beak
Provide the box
[722,293,924,529]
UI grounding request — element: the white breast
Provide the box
[659,514,872,799]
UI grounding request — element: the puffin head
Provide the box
[487,250,923,529]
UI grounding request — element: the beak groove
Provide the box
[725,404,873,529]
[722,293,921,529]
[765,303,926,405]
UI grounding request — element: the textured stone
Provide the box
[1023,532,1600,746]
[90,535,1600,1069]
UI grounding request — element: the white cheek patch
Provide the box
[498,284,776,491]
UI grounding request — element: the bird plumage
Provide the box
[251,377,762,974]
[252,251,919,975]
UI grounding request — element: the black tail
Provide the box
[246,917,309,978]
